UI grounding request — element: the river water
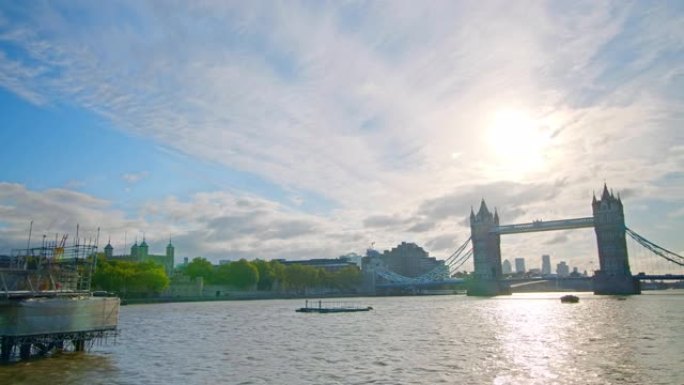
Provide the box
[2,292,683,385]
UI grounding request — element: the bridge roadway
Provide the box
[635,274,684,280]
[493,217,594,234]
[504,275,684,283]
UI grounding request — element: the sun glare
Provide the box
[486,108,549,178]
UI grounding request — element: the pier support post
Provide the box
[1,337,14,362]
[73,339,85,352]
[19,343,31,360]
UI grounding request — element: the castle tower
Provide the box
[468,200,509,296]
[166,239,175,275]
[130,241,139,259]
[139,238,149,260]
[592,184,640,294]
[104,239,113,259]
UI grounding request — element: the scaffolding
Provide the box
[0,240,119,362]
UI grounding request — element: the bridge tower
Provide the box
[468,200,510,296]
[592,184,640,295]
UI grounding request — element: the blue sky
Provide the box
[0,1,683,273]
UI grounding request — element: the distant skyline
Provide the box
[1,2,683,273]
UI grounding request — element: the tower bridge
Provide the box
[470,184,649,296]
[366,184,683,296]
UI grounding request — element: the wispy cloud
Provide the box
[121,171,149,184]
[0,2,682,269]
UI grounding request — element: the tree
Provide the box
[184,257,214,281]
[223,259,259,289]
[93,258,169,297]
[283,264,320,293]
[252,259,277,290]
[331,266,362,290]
[128,261,170,294]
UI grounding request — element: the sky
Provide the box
[0,1,683,273]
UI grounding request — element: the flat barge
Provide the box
[296,300,373,313]
[0,241,119,362]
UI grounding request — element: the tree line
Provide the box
[179,257,362,293]
[92,255,362,297]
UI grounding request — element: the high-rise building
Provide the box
[515,258,526,274]
[502,259,512,274]
[557,261,570,277]
[541,254,551,275]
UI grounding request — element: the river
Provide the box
[2,291,683,384]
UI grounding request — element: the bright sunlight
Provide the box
[486,108,550,178]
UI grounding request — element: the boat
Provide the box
[560,294,580,303]
[296,300,373,313]
[0,238,119,362]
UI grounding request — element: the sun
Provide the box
[486,108,549,178]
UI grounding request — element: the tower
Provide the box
[166,239,175,275]
[104,239,113,259]
[468,200,509,295]
[130,241,139,259]
[139,238,149,260]
[592,184,640,294]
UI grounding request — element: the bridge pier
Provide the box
[468,200,510,296]
[592,185,640,295]
[593,273,641,295]
[467,280,511,296]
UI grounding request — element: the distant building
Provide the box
[515,258,526,274]
[528,268,542,276]
[502,259,512,274]
[556,261,570,277]
[339,253,363,268]
[541,254,551,275]
[278,258,358,273]
[379,242,444,278]
[104,238,175,277]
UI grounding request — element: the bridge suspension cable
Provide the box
[626,227,684,267]
[444,236,471,265]
[449,248,472,272]
[372,237,473,284]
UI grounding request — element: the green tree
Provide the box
[270,260,286,289]
[223,259,259,289]
[283,264,320,293]
[252,259,277,290]
[93,258,169,297]
[184,257,214,281]
[331,266,362,290]
[128,261,170,294]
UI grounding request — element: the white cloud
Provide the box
[0,2,682,272]
[121,171,149,184]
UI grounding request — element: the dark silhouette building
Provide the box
[379,242,443,278]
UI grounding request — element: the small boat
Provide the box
[296,300,372,313]
[560,294,579,303]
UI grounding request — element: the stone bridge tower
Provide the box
[592,184,640,294]
[468,200,510,296]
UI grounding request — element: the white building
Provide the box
[502,259,512,274]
